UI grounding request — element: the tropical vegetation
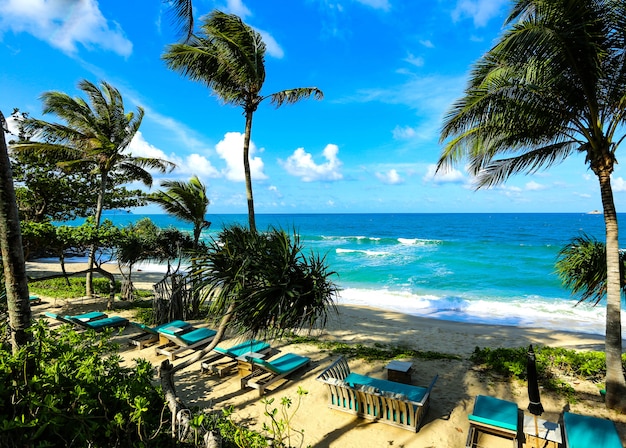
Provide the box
[162,10,323,232]
[437,0,626,411]
[11,80,175,299]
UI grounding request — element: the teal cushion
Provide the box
[344,373,428,403]
[215,339,270,357]
[252,353,310,375]
[83,316,128,329]
[177,327,216,345]
[564,412,622,448]
[70,311,107,322]
[468,395,518,432]
[158,321,194,336]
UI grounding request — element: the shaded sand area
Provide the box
[26,260,626,447]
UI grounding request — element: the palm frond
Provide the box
[268,88,324,108]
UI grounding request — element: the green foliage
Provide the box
[286,333,461,362]
[261,387,308,448]
[0,320,172,447]
[28,277,119,299]
[194,225,339,339]
[470,345,626,390]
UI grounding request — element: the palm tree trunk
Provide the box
[243,110,256,233]
[598,170,626,412]
[86,173,108,298]
[0,112,32,353]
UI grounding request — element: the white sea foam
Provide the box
[336,248,391,256]
[337,287,618,337]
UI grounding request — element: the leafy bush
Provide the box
[0,320,172,447]
[28,277,119,299]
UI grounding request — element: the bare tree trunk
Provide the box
[598,170,626,412]
[0,111,32,353]
[159,303,234,440]
[86,172,108,298]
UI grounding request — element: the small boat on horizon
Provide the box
[587,210,601,214]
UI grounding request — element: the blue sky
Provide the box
[0,0,619,214]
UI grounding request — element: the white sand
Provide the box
[26,260,626,447]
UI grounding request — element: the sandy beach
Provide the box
[26,260,626,447]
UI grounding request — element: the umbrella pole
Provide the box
[534,414,539,448]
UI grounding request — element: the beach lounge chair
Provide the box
[316,356,437,432]
[128,320,192,350]
[155,326,217,361]
[562,412,622,448]
[466,395,519,448]
[45,311,108,324]
[200,339,272,376]
[29,295,41,305]
[240,352,311,396]
[67,315,129,332]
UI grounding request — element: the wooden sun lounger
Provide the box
[128,320,192,350]
[241,352,311,396]
[200,339,272,376]
[466,395,520,448]
[155,326,217,361]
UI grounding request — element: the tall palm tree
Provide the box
[147,175,210,249]
[437,0,626,411]
[12,80,175,299]
[162,10,323,232]
[0,110,31,353]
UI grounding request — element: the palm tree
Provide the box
[168,0,194,41]
[162,10,323,232]
[159,224,338,440]
[12,80,175,299]
[556,234,626,305]
[147,175,210,250]
[437,0,626,411]
[0,110,32,352]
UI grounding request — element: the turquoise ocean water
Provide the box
[97,212,624,336]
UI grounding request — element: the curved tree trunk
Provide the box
[0,111,32,353]
[243,110,256,233]
[159,304,234,440]
[597,170,626,412]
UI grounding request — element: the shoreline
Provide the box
[26,259,626,446]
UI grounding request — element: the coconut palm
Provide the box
[147,175,210,250]
[162,10,323,232]
[437,0,626,410]
[168,0,194,41]
[0,110,31,352]
[12,80,175,299]
[556,234,626,304]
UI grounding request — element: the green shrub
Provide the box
[0,320,172,447]
[28,276,119,299]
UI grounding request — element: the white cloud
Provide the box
[612,177,626,192]
[525,181,546,191]
[451,0,508,27]
[420,39,434,48]
[281,144,343,182]
[423,164,465,184]
[404,52,424,67]
[392,125,417,140]
[215,132,267,181]
[129,131,219,178]
[225,0,252,18]
[257,28,284,58]
[376,169,404,185]
[354,0,391,11]
[0,0,132,56]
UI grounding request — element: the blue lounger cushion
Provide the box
[45,311,107,322]
[468,395,518,432]
[73,315,128,330]
[344,372,429,403]
[247,353,310,375]
[174,327,217,345]
[214,339,270,358]
[563,412,622,448]
[131,320,191,335]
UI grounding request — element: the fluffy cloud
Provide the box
[376,169,404,185]
[612,177,626,192]
[215,132,267,181]
[281,144,343,182]
[451,0,508,27]
[423,164,465,184]
[0,0,132,56]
